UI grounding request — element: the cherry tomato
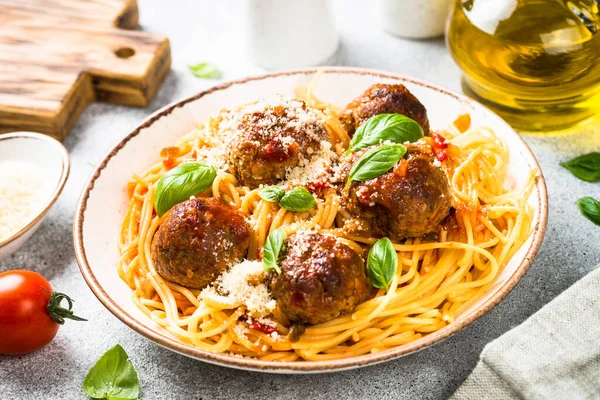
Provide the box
[0,270,86,355]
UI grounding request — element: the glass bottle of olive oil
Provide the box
[447,0,600,131]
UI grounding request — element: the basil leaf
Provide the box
[280,187,316,212]
[263,228,285,274]
[154,162,217,216]
[82,344,139,400]
[259,186,285,203]
[345,114,423,155]
[367,237,398,291]
[578,197,600,226]
[346,144,407,187]
[560,152,600,182]
[188,62,221,79]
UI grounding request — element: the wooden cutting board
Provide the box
[0,0,171,140]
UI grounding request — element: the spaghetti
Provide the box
[118,80,535,362]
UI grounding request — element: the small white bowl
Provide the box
[377,0,452,39]
[0,132,70,260]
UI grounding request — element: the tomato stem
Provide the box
[43,288,87,324]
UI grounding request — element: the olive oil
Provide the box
[447,0,600,131]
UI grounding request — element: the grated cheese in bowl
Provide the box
[0,160,45,242]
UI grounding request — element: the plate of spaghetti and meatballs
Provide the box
[74,68,547,373]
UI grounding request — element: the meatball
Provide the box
[227,98,329,188]
[267,232,369,325]
[340,141,451,240]
[340,84,430,136]
[151,198,251,289]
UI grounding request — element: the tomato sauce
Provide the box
[160,146,180,170]
[432,133,449,163]
[250,319,278,335]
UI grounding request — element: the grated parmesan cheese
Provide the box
[254,316,277,328]
[0,161,45,241]
[188,111,237,171]
[187,96,336,188]
[233,96,323,141]
[281,140,338,187]
[233,323,249,337]
[202,260,276,314]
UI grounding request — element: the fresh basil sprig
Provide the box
[154,162,217,216]
[280,187,316,212]
[346,144,407,188]
[263,228,285,274]
[188,62,221,79]
[82,344,140,400]
[367,237,398,291]
[259,186,286,202]
[578,197,600,226]
[560,152,600,182]
[345,114,423,155]
[259,186,316,212]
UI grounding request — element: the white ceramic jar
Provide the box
[377,0,453,39]
[244,0,339,69]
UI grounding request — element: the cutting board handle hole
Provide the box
[115,47,135,58]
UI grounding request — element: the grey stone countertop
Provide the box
[1,1,599,399]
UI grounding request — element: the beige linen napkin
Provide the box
[452,265,600,400]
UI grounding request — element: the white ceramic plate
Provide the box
[74,68,548,373]
[0,132,70,260]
